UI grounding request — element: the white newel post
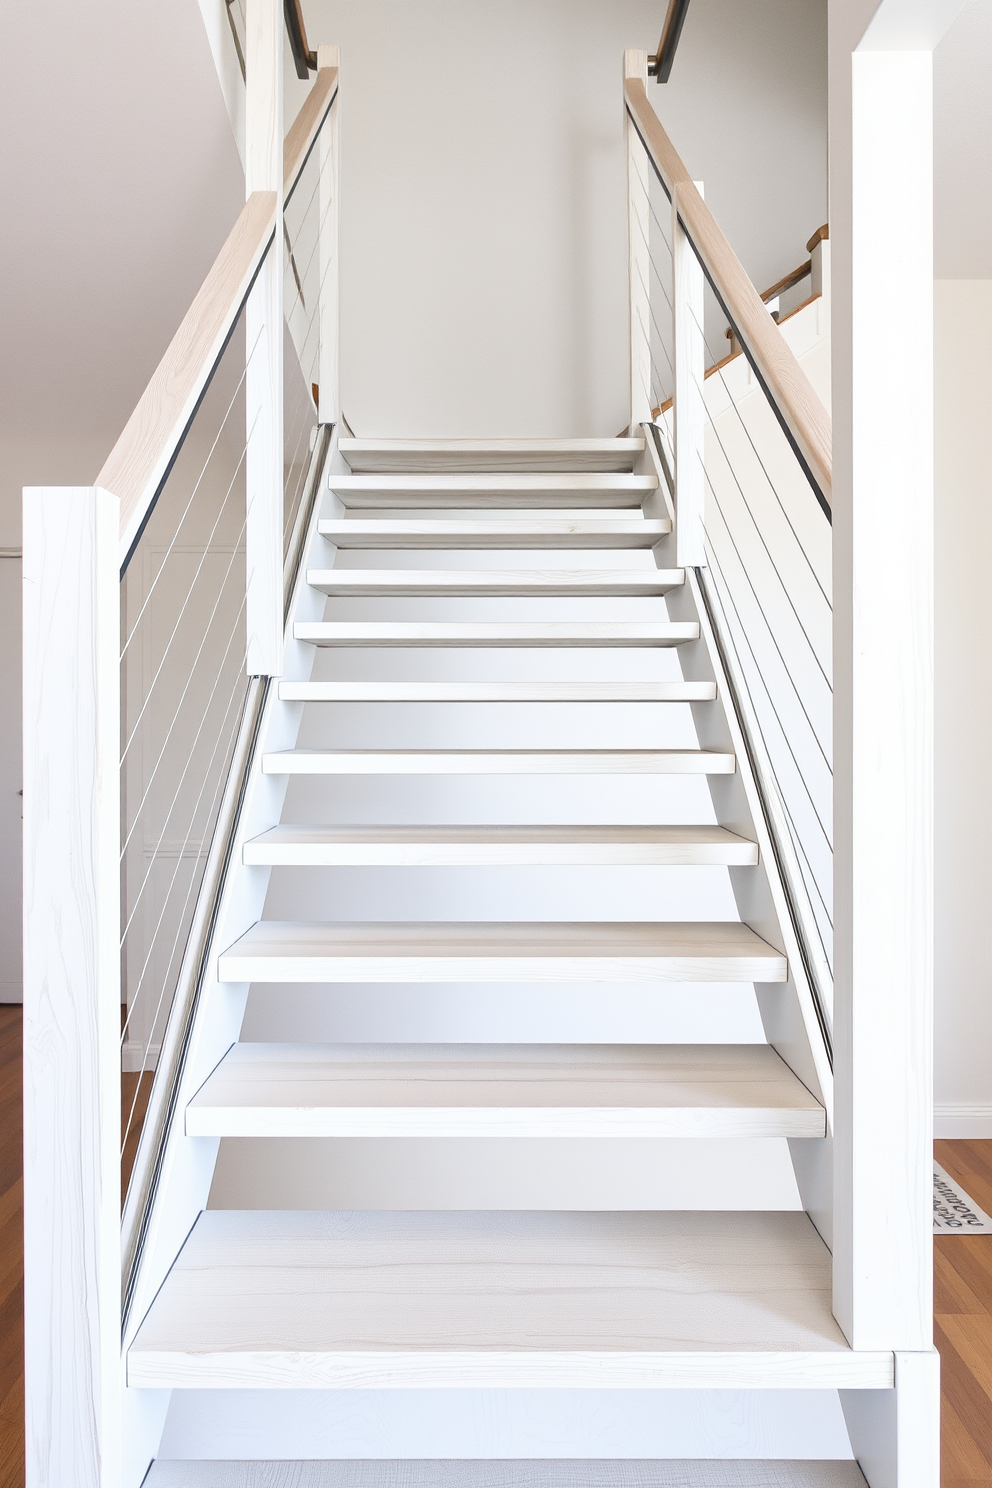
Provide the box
[317,44,340,427]
[830,0,967,1479]
[23,487,121,1488]
[672,180,706,567]
[245,0,284,676]
[624,49,651,433]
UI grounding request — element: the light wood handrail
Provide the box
[624,77,832,509]
[101,190,277,567]
[284,61,338,199]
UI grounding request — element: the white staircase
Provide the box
[122,431,862,1460]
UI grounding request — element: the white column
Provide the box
[624,49,651,432]
[317,45,340,427]
[672,180,706,567]
[22,486,121,1488]
[245,0,284,676]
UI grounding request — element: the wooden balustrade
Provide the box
[624,75,832,511]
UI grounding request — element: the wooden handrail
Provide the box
[624,76,832,510]
[100,191,277,567]
[284,60,338,199]
[648,0,692,82]
[284,0,316,78]
[761,259,812,306]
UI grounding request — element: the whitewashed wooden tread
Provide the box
[127,1210,890,1389]
[216,920,787,984]
[185,1042,825,1138]
[242,824,758,866]
[293,622,699,649]
[318,519,671,549]
[144,1460,870,1488]
[339,437,646,472]
[329,475,657,509]
[260,749,736,776]
[277,680,718,702]
[306,568,685,597]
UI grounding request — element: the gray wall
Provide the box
[299,0,828,437]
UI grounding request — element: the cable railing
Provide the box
[624,52,834,1040]
[22,34,340,1473]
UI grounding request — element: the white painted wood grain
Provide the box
[841,1350,940,1488]
[673,182,706,567]
[316,49,340,425]
[832,47,934,1356]
[260,748,735,775]
[216,919,787,984]
[244,0,283,676]
[127,1210,889,1390]
[185,1041,824,1138]
[305,568,684,596]
[317,518,671,548]
[339,438,646,473]
[292,621,699,648]
[22,487,121,1486]
[327,475,657,509]
[276,680,716,701]
[241,823,758,866]
[625,50,652,429]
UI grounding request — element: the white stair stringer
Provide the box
[123,429,843,1481]
[119,426,343,1487]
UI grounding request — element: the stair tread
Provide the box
[307,568,684,596]
[277,680,717,701]
[243,823,758,866]
[127,1209,886,1389]
[217,919,787,983]
[318,519,671,548]
[185,1042,824,1138]
[330,475,657,509]
[293,621,698,648]
[339,436,647,472]
[143,1460,870,1488]
[260,749,736,775]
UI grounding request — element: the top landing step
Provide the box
[145,1464,869,1487]
[339,438,646,473]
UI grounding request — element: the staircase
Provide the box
[21,22,939,1485]
[121,430,869,1466]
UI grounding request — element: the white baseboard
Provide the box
[122,1040,161,1073]
[934,1105,992,1138]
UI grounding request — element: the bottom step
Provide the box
[128,1211,890,1391]
[144,1462,869,1488]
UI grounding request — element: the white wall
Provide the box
[301,0,827,438]
[933,279,992,1136]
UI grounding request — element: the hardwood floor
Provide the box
[934,1139,992,1486]
[0,1011,987,1484]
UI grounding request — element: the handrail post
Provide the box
[673,180,706,566]
[624,49,651,433]
[23,486,121,1487]
[317,44,340,427]
[245,0,284,675]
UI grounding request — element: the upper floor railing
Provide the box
[623,50,834,1046]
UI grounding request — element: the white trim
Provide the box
[122,1040,162,1074]
[934,1104,992,1138]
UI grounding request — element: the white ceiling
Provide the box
[0,0,244,443]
